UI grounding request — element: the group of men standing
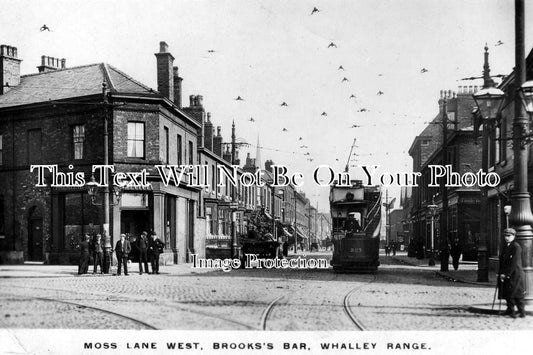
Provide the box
[114,231,164,276]
[77,233,108,275]
[78,231,164,276]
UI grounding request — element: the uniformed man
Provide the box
[498,228,526,318]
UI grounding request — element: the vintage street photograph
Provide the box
[1,0,533,354]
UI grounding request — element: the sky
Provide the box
[1,0,531,212]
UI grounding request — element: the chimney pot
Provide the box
[155,41,175,101]
[1,44,22,95]
[172,66,182,108]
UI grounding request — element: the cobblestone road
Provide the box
[0,253,531,331]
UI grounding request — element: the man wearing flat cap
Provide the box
[498,228,526,318]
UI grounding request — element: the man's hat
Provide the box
[504,228,516,235]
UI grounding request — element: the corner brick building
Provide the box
[0,42,205,264]
[408,88,482,260]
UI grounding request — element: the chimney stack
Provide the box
[173,66,182,108]
[204,113,214,151]
[213,126,223,157]
[265,160,274,173]
[155,41,174,102]
[37,55,66,73]
[0,45,22,95]
[223,146,232,163]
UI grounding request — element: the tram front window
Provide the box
[346,212,362,232]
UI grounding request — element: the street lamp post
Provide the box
[511,0,533,304]
[472,45,505,282]
[472,0,533,301]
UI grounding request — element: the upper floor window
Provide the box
[72,125,85,160]
[0,134,3,165]
[162,126,169,164]
[177,134,182,165]
[188,141,194,165]
[27,129,42,164]
[127,122,145,158]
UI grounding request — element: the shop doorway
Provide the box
[121,210,151,238]
[28,218,43,262]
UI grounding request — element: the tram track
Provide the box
[342,274,378,330]
[0,284,257,330]
[260,295,284,330]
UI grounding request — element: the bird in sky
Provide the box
[341,77,349,82]
[282,128,288,132]
[304,153,310,156]
[300,145,308,148]
[280,102,288,107]
[351,124,360,128]
[420,68,428,73]
[207,49,216,53]
[235,96,244,101]
[495,40,504,46]
[377,91,384,95]
[349,94,356,99]
[311,7,320,15]
[298,137,303,141]
[328,42,337,48]
[321,112,327,116]
[357,108,368,112]
[248,117,255,122]
[338,65,345,70]
[378,73,384,76]
[40,24,50,32]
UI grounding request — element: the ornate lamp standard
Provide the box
[472,0,533,301]
[472,47,505,282]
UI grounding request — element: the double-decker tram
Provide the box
[329,180,382,272]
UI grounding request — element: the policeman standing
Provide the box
[498,228,526,318]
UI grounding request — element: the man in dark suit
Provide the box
[498,228,526,318]
[148,232,164,274]
[78,234,91,275]
[115,233,131,276]
[137,231,150,275]
[92,234,104,274]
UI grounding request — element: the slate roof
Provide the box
[0,63,153,108]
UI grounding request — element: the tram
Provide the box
[329,180,382,272]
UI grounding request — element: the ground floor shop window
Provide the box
[63,193,101,250]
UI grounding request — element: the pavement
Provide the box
[391,253,533,316]
[0,260,213,278]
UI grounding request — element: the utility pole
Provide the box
[230,121,237,258]
[440,92,450,272]
[102,83,110,243]
[308,199,312,251]
[294,189,298,254]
